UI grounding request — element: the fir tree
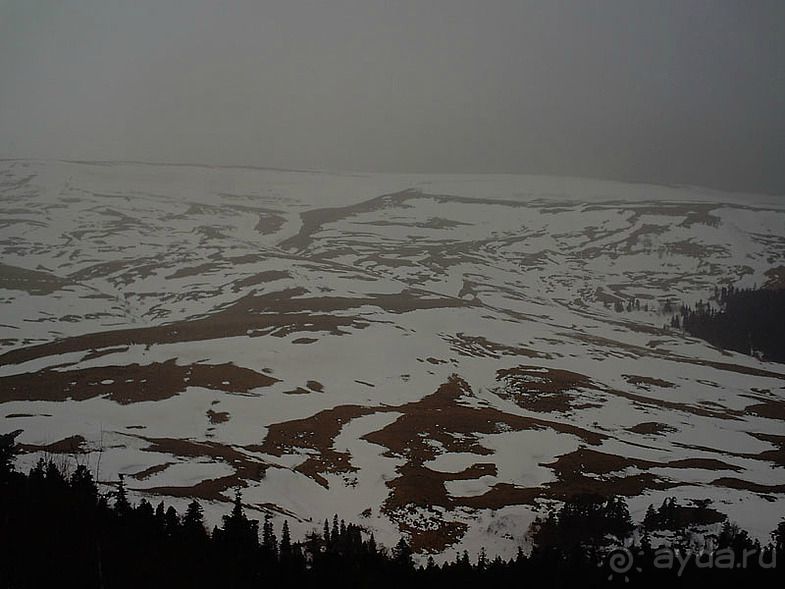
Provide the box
[182,500,206,539]
[280,521,292,561]
[114,474,131,515]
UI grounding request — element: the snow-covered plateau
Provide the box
[1,158,784,560]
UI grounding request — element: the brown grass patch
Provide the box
[460,483,540,510]
[206,409,230,424]
[607,388,742,420]
[628,422,678,436]
[0,262,71,295]
[764,266,785,290]
[494,365,596,413]
[130,462,174,480]
[573,448,738,473]
[445,334,549,360]
[623,375,675,389]
[665,239,726,258]
[256,405,377,488]
[710,477,785,495]
[540,448,738,500]
[0,288,464,367]
[748,433,785,467]
[231,270,290,291]
[19,434,87,454]
[746,399,785,420]
[258,374,607,550]
[398,519,469,554]
[0,360,278,404]
[147,476,242,500]
[139,436,271,500]
[279,190,418,251]
[679,358,785,381]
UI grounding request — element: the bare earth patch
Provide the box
[623,375,676,389]
[628,422,678,436]
[494,365,597,413]
[0,288,465,367]
[137,436,272,501]
[19,434,87,454]
[259,374,607,552]
[206,409,230,425]
[0,360,278,404]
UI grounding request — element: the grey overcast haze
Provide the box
[1,0,784,194]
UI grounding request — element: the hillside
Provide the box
[1,159,784,558]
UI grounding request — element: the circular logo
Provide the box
[603,548,641,582]
[608,548,634,575]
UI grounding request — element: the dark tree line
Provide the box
[1,431,784,588]
[671,285,785,362]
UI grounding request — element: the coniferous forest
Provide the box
[1,431,784,588]
[672,285,785,362]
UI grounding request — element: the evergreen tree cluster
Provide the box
[1,431,784,587]
[672,285,785,362]
[607,298,645,313]
[530,494,633,555]
[643,498,723,531]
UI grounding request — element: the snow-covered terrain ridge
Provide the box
[1,159,784,558]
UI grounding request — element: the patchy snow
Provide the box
[2,159,785,557]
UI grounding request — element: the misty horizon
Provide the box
[1,0,784,195]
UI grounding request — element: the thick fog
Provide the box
[1,0,783,193]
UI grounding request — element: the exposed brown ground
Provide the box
[445,334,548,360]
[0,288,464,367]
[748,433,785,467]
[709,477,785,494]
[544,448,739,479]
[574,332,785,382]
[206,409,230,424]
[764,266,785,290]
[260,374,608,551]
[360,217,471,230]
[282,387,312,395]
[255,405,378,488]
[256,366,781,551]
[745,399,785,420]
[130,462,174,481]
[254,212,287,235]
[665,239,727,258]
[166,262,221,280]
[231,270,290,291]
[458,483,541,510]
[0,262,72,295]
[278,190,418,251]
[139,436,272,500]
[405,522,469,554]
[0,360,278,404]
[494,365,597,413]
[606,388,743,420]
[19,434,87,454]
[623,375,676,389]
[628,422,677,436]
[681,358,785,381]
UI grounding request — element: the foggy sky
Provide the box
[1,0,784,194]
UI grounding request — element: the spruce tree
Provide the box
[183,500,206,538]
[262,513,277,558]
[0,430,21,482]
[114,474,131,515]
[280,520,292,561]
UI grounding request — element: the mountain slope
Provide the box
[1,159,784,558]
